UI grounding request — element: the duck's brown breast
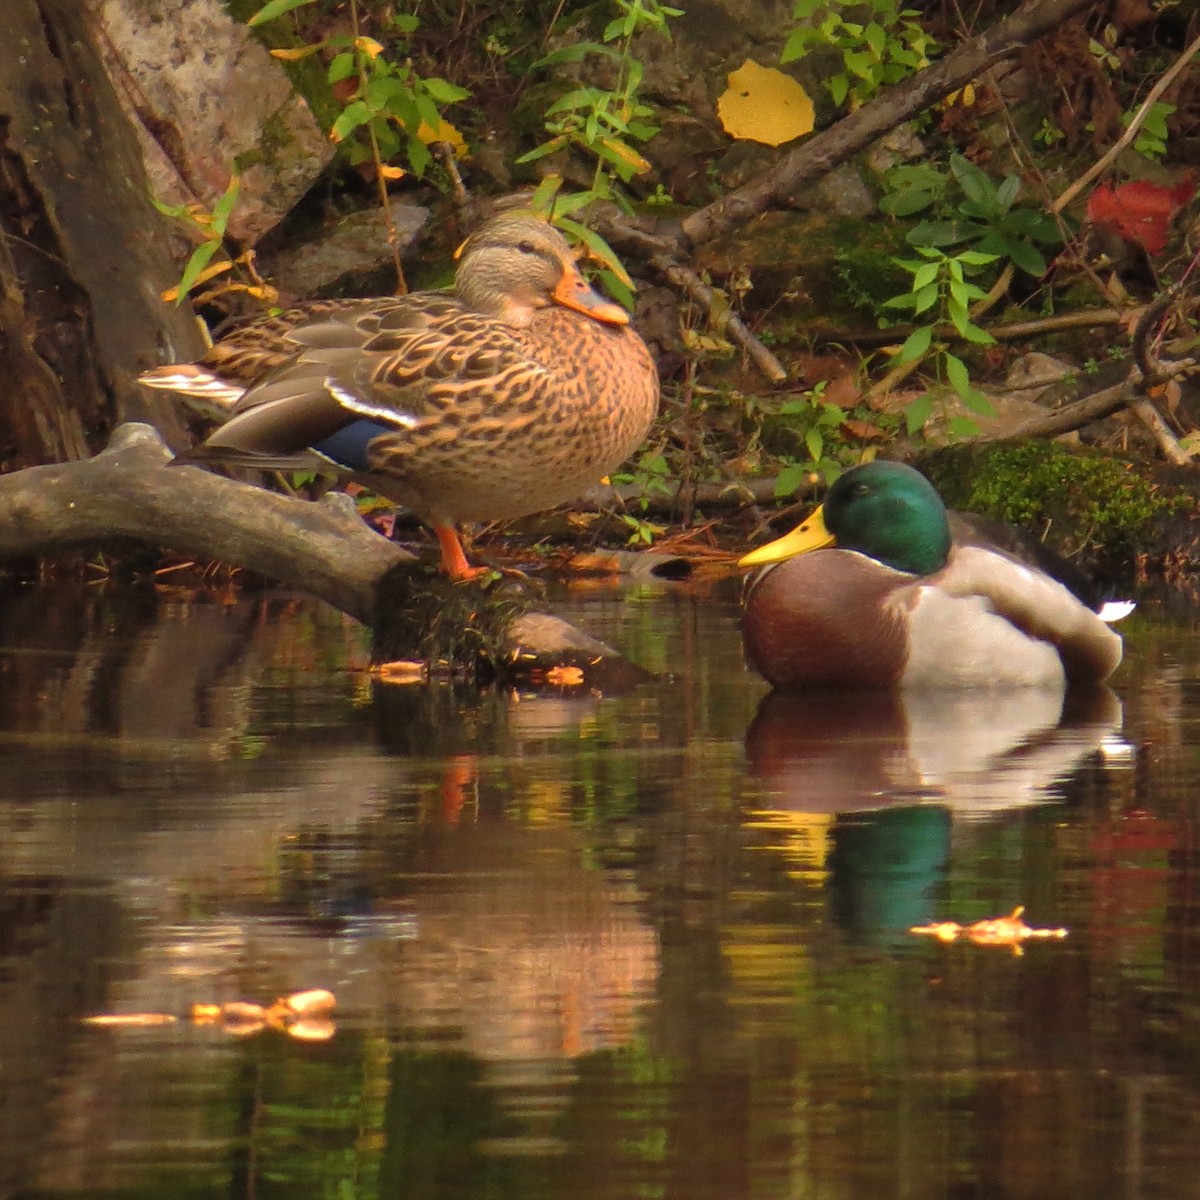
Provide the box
[741,551,911,689]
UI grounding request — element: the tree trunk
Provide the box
[0,0,207,469]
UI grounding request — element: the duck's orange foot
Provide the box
[434,524,491,583]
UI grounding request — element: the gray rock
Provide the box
[98,0,334,244]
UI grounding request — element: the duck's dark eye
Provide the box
[851,483,871,498]
[517,240,537,255]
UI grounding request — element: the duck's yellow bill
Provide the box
[738,504,835,567]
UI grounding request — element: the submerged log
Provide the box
[0,424,649,684]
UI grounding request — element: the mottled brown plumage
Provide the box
[141,212,659,579]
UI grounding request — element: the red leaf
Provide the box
[1086,177,1196,256]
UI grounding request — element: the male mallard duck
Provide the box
[738,461,1132,689]
[140,211,659,579]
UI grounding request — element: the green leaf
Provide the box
[881,188,935,216]
[961,388,996,416]
[995,174,1020,212]
[515,134,569,164]
[557,217,634,292]
[904,391,934,435]
[1004,239,1048,277]
[422,77,470,103]
[775,461,810,498]
[946,415,980,437]
[1004,209,1061,242]
[959,320,996,345]
[843,50,875,79]
[545,87,609,118]
[911,281,939,315]
[943,352,972,398]
[955,249,999,266]
[174,239,221,305]
[781,29,809,64]
[529,174,563,215]
[910,261,939,290]
[949,153,996,209]
[327,52,356,85]
[406,136,432,177]
[414,89,443,131]
[829,74,850,106]
[896,324,933,364]
[211,177,240,231]
[150,195,190,220]
[805,428,824,461]
[247,0,315,26]
[330,100,371,142]
[908,220,963,248]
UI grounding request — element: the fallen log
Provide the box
[0,423,652,684]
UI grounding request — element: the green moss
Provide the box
[832,225,911,316]
[371,562,533,674]
[916,441,1191,564]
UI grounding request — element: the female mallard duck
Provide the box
[140,211,659,580]
[738,461,1132,689]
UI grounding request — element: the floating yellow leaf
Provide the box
[717,61,814,147]
[910,906,1068,955]
[83,1012,177,1026]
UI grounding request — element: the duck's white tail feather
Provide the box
[139,365,246,409]
[1098,600,1136,623]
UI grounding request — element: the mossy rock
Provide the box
[914,441,1196,585]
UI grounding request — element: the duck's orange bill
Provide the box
[552,262,630,326]
[739,504,836,568]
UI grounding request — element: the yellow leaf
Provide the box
[270,45,322,61]
[416,118,468,157]
[717,60,815,147]
[596,135,651,174]
[354,36,385,58]
[378,164,406,179]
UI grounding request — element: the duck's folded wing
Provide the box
[938,546,1124,684]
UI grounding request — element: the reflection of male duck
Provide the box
[745,687,1123,816]
[744,687,1126,939]
[739,462,1133,689]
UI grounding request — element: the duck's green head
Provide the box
[739,461,952,576]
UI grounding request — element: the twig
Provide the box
[432,141,476,232]
[989,377,1136,440]
[1129,395,1192,465]
[1054,29,1200,214]
[678,0,1096,250]
[651,257,788,382]
[836,307,1127,348]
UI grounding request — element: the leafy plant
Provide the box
[252,2,470,178]
[874,154,1062,433]
[882,153,1061,277]
[883,246,997,434]
[152,176,278,307]
[1123,101,1175,161]
[782,0,936,108]
[518,0,679,302]
[773,387,851,493]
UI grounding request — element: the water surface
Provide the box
[1,578,1198,1199]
